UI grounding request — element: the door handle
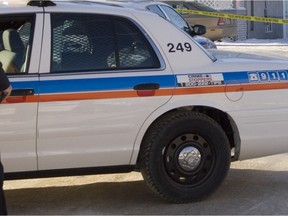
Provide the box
[133,83,160,97]
[10,89,34,96]
[133,83,160,90]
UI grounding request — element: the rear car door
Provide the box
[0,11,43,172]
[37,12,175,170]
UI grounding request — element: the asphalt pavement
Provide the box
[4,45,288,215]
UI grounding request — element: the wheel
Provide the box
[138,111,231,203]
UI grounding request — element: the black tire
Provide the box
[138,111,231,203]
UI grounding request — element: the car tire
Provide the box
[138,111,231,203]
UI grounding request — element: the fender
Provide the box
[130,94,239,164]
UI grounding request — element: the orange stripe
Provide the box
[175,82,288,95]
[39,90,137,102]
[4,95,39,104]
[175,86,225,95]
[243,82,288,91]
[39,89,175,102]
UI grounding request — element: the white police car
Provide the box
[1,0,288,203]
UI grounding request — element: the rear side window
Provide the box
[51,14,160,73]
[147,5,166,19]
[160,5,189,30]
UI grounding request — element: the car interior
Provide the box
[0,17,32,74]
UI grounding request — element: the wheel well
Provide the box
[189,106,238,158]
[137,106,240,167]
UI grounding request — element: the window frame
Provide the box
[50,13,165,74]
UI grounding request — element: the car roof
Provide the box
[0,0,159,17]
[78,0,170,11]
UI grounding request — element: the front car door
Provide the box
[0,8,43,172]
[37,11,175,170]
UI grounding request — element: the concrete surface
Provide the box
[4,45,288,215]
[4,154,288,215]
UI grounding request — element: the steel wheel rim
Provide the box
[163,133,215,186]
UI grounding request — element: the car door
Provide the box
[0,12,43,173]
[36,12,175,170]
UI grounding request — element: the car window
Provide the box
[160,5,189,31]
[51,14,160,73]
[146,5,166,19]
[0,16,34,74]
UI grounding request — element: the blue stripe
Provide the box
[223,72,249,84]
[10,70,288,95]
[223,70,288,84]
[39,75,176,94]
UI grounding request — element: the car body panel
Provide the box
[131,57,288,162]
[34,6,175,170]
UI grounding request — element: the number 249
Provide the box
[167,42,192,53]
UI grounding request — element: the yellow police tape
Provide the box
[176,8,288,24]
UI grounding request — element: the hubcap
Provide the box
[163,133,214,185]
[178,146,201,172]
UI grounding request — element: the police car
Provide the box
[1,0,288,203]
